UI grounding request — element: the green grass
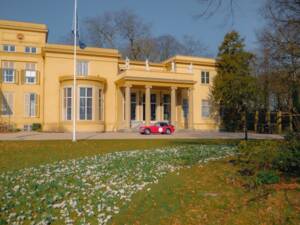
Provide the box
[0,139,240,172]
[112,159,300,225]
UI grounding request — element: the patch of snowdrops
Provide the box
[0,144,236,225]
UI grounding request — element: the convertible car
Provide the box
[139,122,175,135]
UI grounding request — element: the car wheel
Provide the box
[144,128,151,135]
[165,128,171,135]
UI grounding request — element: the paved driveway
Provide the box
[0,131,283,141]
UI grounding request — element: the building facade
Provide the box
[0,20,218,132]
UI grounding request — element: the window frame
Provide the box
[201,71,210,84]
[63,87,72,121]
[1,92,14,116]
[3,45,15,52]
[25,46,37,54]
[79,86,93,120]
[24,63,37,84]
[24,93,37,117]
[201,99,211,118]
[76,60,89,76]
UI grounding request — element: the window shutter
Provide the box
[36,94,40,117]
[0,69,2,83]
[8,93,13,115]
[0,93,2,115]
[24,93,29,117]
[36,71,40,85]
[15,70,18,84]
[21,70,25,84]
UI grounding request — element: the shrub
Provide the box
[237,141,280,175]
[256,170,280,185]
[32,123,42,131]
[274,132,300,176]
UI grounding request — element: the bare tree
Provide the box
[180,35,208,56]
[114,9,151,60]
[85,12,118,48]
[194,0,237,24]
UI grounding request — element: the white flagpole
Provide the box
[72,0,77,142]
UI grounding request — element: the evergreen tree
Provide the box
[211,31,258,132]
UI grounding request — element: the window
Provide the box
[25,46,37,54]
[201,71,210,84]
[201,100,211,118]
[1,92,13,116]
[3,45,15,52]
[25,63,37,84]
[99,89,103,120]
[163,94,171,121]
[77,61,88,76]
[2,61,15,83]
[25,93,37,117]
[151,94,156,120]
[64,87,72,120]
[130,93,136,120]
[79,87,92,120]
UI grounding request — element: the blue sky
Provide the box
[0,0,265,56]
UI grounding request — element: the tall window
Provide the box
[201,100,211,118]
[201,71,210,84]
[1,92,13,116]
[25,63,37,84]
[79,87,92,120]
[163,94,171,121]
[151,94,156,120]
[25,93,37,117]
[25,46,37,54]
[77,61,88,76]
[64,87,72,120]
[130,93,136,120]
[2,61,15,83]
[99,89,103,120]
[3,45,15,52]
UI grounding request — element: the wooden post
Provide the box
[254,111,259,133]
[289,113,293,132]
[277,111,282,134]
[266,111,271,133]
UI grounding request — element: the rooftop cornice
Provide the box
[44,44,121,58]
[0,20,48,33]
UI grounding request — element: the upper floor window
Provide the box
[3,45,15,52]
[201,71,210,84]
[77,60,88,76]
[25,46,37,54]
[2,61,15,83]
[1,92,13,116]
[201,100,211,118]
[24,63,37,84]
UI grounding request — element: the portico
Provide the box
[115,69,196,130]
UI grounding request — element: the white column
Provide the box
[188,87,194,129]
[171,86,177,126]
[125,84,131,129]
[145,85,151,126]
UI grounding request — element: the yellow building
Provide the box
[0,19,218,132]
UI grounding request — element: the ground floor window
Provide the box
[99,89,103,121]
[63,87,72,120]
[151,94,156,120]
[1,92,13,116]
[79,87,92,120]
[201,99,211,118]
[130,93,136,120]
[25,93,37,117]
[163,94,170,121]
[182,99,188,119]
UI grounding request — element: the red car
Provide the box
[139,122,175,135]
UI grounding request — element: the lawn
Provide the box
[0,139,299,225]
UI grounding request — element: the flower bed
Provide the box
[0,145,235,225]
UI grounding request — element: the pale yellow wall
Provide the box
[0,19,219,132]
[0,20,47,129]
